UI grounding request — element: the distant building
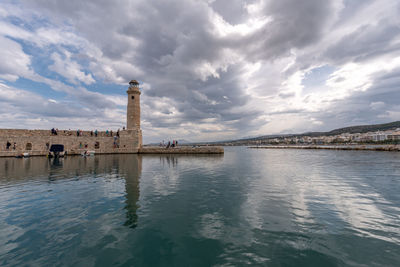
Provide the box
[387,131,400,141]
[371,132,388,142]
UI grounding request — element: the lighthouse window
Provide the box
[131,96,135,99]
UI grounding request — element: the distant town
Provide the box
[205,121,400,146]
[245,129,400,146]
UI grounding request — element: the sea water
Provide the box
[0,147,399,266]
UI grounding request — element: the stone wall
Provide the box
[127,87,141,129]
[0,128,142,157]
[139,146,224,154]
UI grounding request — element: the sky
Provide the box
[0,0,400,143]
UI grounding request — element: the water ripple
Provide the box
[0,150,399,266]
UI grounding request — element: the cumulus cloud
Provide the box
[49,51,95,85]
[0,0,399,142]
[0,35,32,81]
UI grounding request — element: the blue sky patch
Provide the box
[302,65,336,94]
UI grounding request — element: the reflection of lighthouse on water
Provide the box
[123,155,142,228]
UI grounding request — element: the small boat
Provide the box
[48,144,65,158]
[15,153,30,158]
[81,150,95,157]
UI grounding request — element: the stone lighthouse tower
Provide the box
[126,79,142,149]
[127,80,141,129]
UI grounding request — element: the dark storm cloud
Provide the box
[143,66,262,131]
[210,0,253,25]
[242,0,334,61]
[325,20,400,63]
[335,0,374,23]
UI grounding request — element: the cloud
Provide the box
[0,0,399,142]
[0,36,32,81]
[325,20,400,63]
[0,82,126,130]
[49,51,95,85]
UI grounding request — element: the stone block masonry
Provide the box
[0,129,142,157]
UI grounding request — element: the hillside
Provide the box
[323,121,400,135]
[206,121,400,145]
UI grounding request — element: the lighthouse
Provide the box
[125,80,142,149]
[126,80,141,130]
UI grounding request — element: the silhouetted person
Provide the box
[6,141,11,150]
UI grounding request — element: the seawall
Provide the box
[0,129,224,157]
[139,146,224,154]
[0,128,142,157]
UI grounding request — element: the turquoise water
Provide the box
[0,147,399,266]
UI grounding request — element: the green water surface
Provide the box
[0,147,399,266]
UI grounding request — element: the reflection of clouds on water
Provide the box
[195,211,255,248]
[240,151,300,233]
[0,190,26,257]
[149,172,180,197]
[242,149,400,245]
[148,156,181,197]
[141,155,223,198]
[307,172,400,244]
[198,212,224,240]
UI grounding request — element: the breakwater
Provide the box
[0,145,224,157]
[139,146,224,154]
[249,145,400,151]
